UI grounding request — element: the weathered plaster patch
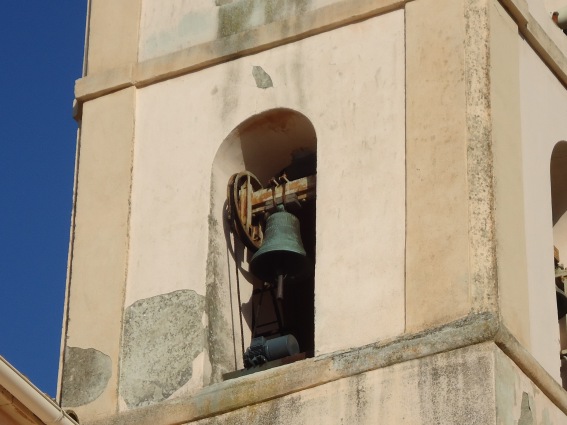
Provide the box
[348,373,368,422]
[518,392,534,425]
[252,66,273,89]
[167,350,212,400]
[205,394,301,425]
[417,348,493,423]
[262,394,302,424]
[61,347,112,407]
[142,9,218,61]
[119,290,206,408]
[218,0,256,38]
[220,64,241,121]
[464,0,497,313]
[204,211,235,382]
[218,0,311,38]
[541,408,553,425]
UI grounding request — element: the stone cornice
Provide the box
[74,0,405,108]
[73,0,567,116]
[83,312,567,425]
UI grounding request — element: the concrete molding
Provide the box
[524,14,567,85]
[498,0,529,27]
[72,0,567,106]
[74,0,406,102]
[75,64,135,103]
[494,323,567,415]
[500,0,567,85]
[465,0,500,316]
[83,312,567,425]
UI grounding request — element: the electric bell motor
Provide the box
[243,334,300,368]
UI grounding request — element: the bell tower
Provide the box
[59,0,567,423]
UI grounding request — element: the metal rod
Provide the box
[269,284,285,332]
[277,274,284,300]
[252,284,266,338]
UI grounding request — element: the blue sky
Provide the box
[0,3,87,396]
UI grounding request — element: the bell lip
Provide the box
[249,251,313,283]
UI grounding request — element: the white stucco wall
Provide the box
[495,345,567,424]
[192,343,498,425]
[520,34,567,382]
[125,10,406,361]
[491,0,532,351]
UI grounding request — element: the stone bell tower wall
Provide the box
[59,0,567,423]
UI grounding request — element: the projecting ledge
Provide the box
[74,0,407,103]
[74,64,135,104]
[73,0,567,121]
[84,312,567,425]
[499,0,567,84]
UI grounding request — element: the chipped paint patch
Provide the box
[518,392,534,425]
[119,290,206,408]
[417,347,493,423]
[218,0,311,38]
[61,347,112,407]
[252,66,273,89]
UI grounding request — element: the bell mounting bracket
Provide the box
[227,171,316,251]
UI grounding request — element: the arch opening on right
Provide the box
[550,140,567,388]
[216,108,317,375]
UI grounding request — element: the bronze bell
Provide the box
[250,209,312,298]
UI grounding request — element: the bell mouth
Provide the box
[250,250,313,283]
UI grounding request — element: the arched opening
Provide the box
[208,108,317,377]
[550,140,567,387]
[545,0,567,34]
